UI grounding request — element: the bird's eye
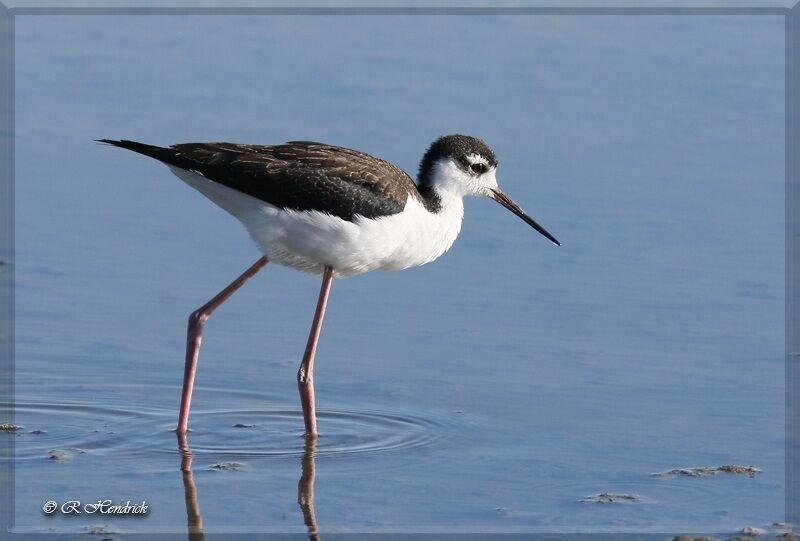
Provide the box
[470,163,486,174]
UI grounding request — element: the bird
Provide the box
[98,135,560,438]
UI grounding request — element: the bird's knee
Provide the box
[188,309,209,328]
[297,367,311,385]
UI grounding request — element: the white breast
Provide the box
[168,166,464,277]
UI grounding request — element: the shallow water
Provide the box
[8,11,785,536]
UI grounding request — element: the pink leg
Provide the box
[177,256,268,434]
[297,266,334,437]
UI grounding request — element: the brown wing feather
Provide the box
[169,141,421,220]
[99,139,422,221]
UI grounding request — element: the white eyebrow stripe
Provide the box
[466,153,490,165]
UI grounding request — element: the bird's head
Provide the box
[418,134,560,246]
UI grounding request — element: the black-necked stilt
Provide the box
[99,135,560,437]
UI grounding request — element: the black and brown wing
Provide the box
[98,139,420,221]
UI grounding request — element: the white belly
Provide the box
[169,166,464,277]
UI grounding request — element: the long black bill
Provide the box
[490,189,560,246]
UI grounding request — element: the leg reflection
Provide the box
[177,432,205,541]
[178,431,320,540]
[298,435,320,540]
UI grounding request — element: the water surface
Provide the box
[9,12,785,536]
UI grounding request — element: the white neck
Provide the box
[372,156,502,272]
[378,190,463,271]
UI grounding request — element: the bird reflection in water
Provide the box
[176,432,320,541]
[177,433,205,541]
[298,435,320,540]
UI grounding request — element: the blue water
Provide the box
[8,11,785,536]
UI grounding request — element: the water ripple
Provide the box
[6,401,162,461]
[169,407,451,459]
[5,400,456,463]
